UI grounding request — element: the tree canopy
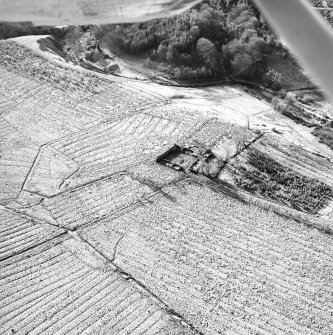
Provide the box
[92,0,277,81]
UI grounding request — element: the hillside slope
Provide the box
[0,39,332,335]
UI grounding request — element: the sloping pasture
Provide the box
[80,179,333,335]
[0,236,192,335]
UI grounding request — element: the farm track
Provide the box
[1,38,333,335]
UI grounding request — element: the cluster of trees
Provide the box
[0,0,280,82]
[93,0,276,81]
[313,125,333,150]
[236,149,333,213]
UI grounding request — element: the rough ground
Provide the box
[0,37,332,335]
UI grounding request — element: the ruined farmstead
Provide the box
[156,143,223,177]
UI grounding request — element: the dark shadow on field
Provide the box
[185,175,247,205]
[140,178,179,203]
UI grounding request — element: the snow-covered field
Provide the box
[1,37,332,335]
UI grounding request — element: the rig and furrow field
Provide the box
[0,116,39,200]
[0,208,64,261]
[48,113,189,187]
[43,174,154,229]
[0,236,193,335]
[80,180,333,335]
[0,38,332,335]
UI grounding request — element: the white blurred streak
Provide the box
[0,0,202,25]
[254,0,333,104]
